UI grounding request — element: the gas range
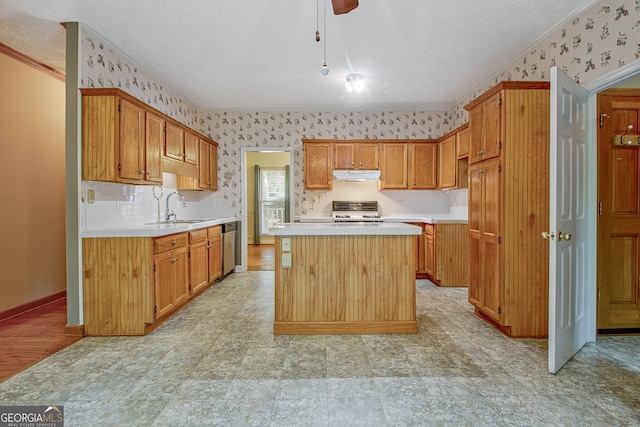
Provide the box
[331,201,384,223]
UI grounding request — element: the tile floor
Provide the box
[1,271,639,426]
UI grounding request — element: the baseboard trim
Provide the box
[0,290,66,322]
[64,324,85,337]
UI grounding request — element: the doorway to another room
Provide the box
[243,150,293,271]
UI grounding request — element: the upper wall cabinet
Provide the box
[82,88,160,185]
[437,124,469,190]
[409,143,438,189]
[82,88,217,189]
[303,140,333,190]
[334,142,379,170]
[379,143,409,189]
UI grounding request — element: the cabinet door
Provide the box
[198,140,210,190]
[468,159,502,321]
[334,143,355,169]
[173,247,190,306]
[189,240,209,295]
[304,143,333,190]
[424,225,435,278]
[184,131,199,165]
[154,251,175,319]
[438,137,457,189]
[409,143,437,189]
[118,99,145,181]
[145,112,164,183]
[165,122,184,161]
[208,226,222,282]
[357,143,379,169]
[482,92,502,160]
[380,143,408,189]
[457,127,470,159]
[208,143,218,190]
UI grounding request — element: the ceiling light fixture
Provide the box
[317,0,329,76]
[345,74,364,92]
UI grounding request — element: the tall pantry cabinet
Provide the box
[465,81,550,338]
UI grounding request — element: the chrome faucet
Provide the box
[165,191,186,222]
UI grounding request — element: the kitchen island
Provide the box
[271,223,422,334]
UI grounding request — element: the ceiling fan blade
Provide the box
[331,0,358,15]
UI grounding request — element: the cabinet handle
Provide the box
[477,149,485,155]
[139,169,145,174]
[478,169,484,174]
[172,240,177,245]
[171,257,177,263]
[359,162,362,166]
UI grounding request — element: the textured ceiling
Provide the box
[0,0,598,111]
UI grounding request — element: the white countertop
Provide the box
[82,217,238,238]
[297,214,467,225]
[270,222,422,236]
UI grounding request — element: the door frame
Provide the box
[577,60,640,342]
[240,147,295,272]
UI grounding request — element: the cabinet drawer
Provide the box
[154,233,188,254]
[208,225,221,239]
[189,229,207,244]
[424,224,435,235]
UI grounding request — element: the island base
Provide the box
[274,321,418,335]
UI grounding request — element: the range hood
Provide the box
[332,170,381,181]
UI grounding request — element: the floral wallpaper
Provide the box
[79,0,640,220]
[449,0,640,128]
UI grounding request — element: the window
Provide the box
[259,168,286,235]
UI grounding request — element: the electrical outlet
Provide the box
[282,238,291,251]
[281,253,292,268]
[87,189,95,204]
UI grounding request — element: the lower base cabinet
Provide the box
[414,223,468,287]
[83,228,223,336]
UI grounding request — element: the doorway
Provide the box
[241,148,294,272]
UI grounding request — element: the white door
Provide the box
[548,67,590,373]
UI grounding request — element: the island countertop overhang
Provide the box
[269,222,422,236]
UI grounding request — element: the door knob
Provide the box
[541,231,555,240]
[558,231,572,241]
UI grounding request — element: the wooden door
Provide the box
[480,158,501,322]
[334,143,355,169]
[457,126,470,158]
[118,99,145,181]
[189,231,209,295]
[482,92,502,160]
[208,226,222,282]
[438,136,456,189]
[198,140,210,190]
[468,159,501,320]
[468,163,482,307]
[548,67,590,373]
[304,143,332,190]
[184,131,199,165]
[173,247,190,306]
[597,89,640,330]
[380,143,408,189]
[424,225,435,278]
[154,251,175,319]
[409,143,437,189]
[165,122,184,161]
[145,112,163,183]
[357,143,379,169]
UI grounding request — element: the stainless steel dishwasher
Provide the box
[222,222,237,276]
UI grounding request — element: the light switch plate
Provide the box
[282,237,291,251]
[281,253,292,268]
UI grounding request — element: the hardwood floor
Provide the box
[247,244,274,271]
[0,298,81,383]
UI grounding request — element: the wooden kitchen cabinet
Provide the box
[423,223,468,287]
[438,135,456,189]
[457,125,470,159]
[198,139,218,190]
[334,142,379,169]
[303,141,333,190]
[208,226,223,283]
[424,224,435,278]
[189,229,209,295]
[379,143,408,189]
[144,112,164,183]
[408,143,437,189]
[465,81,550,337]
[82,89,159,184]
[184,130,199,165]
[154,233,189,319]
